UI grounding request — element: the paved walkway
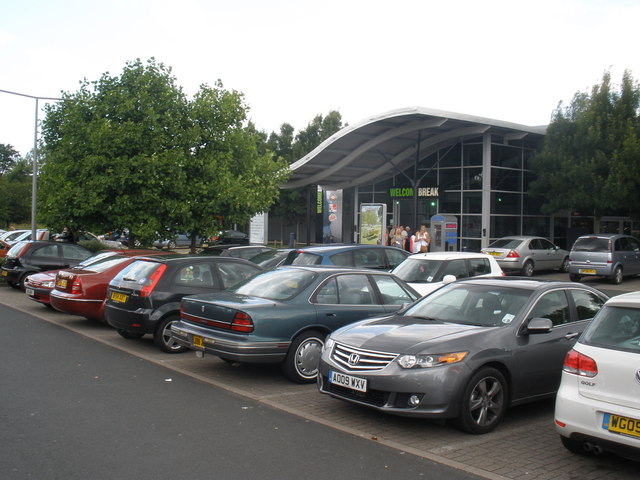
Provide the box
[1,281,638,479]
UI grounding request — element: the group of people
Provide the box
[388,224,430,253]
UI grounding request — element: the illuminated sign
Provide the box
[389,187,439,197]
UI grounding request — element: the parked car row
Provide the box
[3,240,639,460]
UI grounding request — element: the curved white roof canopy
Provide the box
[283,107,547,190]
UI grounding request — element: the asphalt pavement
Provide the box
[0,302,482,480]
[1,271,639,480]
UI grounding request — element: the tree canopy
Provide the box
[39,58,289,249]
[529,70,640,226]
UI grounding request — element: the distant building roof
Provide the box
[283,106,547,189]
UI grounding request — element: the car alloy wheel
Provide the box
[521,261,534,277]
[611,266,623,285]
[281,330,325,383]
[456,367,507,434]
[154,315,185,353]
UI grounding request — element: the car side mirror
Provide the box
[527,317,553,334]
[442,274,457,284]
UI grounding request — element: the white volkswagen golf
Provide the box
[555,292,640,460]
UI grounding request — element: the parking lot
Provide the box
[2,272,639,480]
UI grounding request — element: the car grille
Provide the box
[331,343,397,372]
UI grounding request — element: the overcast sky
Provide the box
[2,0,639,156]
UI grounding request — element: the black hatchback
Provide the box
[1,241,92,290]
[104,255,262,353]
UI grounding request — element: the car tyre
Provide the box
[116,329,145,339]
[569,274,581,282]
[559,257,569,273]
[521,261,534,277]
[455,367,507,434]
[167,241,176,250]
[19,272,36,291]
[154,315,185,353]
[611,266,623,285]
[281,330,325,383]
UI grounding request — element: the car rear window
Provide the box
[488,238,521,249]
[6,241,30,257]
[81,256,130,273]
[581,306,640,353]
[112,260,162,285]
[572,237,610,252]
[232,269,317,300]
[288,252,322,265]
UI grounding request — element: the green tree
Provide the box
[268,111,344,242]
[0,158,32,228]
[40,58,192,246]
[0,143,20,175]
[179,82,290,251]
[530,70,640,228]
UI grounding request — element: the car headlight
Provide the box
[397,351,468,369]
[43,280,55,288]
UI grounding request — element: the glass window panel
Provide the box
[439,144,461,167]
[491,215,521,238]
[337,274,375,304]
[462,143,482,166]
[440,168,461,190]
[463,168,483,190]
[491,192,521,214]
[461,215,482,238]
[523,217,549,237]
[463,192,482,214]
[491,144,522,168]
[491,168,521,192]
[441,191,461,214]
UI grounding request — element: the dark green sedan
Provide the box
[171,265,420,383]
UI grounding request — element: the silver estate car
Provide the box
[568,233,640,285]
[481,236,569,276]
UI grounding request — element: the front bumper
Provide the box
[317,351,468,419]
[170,320,289,363]
[25,286,53,305]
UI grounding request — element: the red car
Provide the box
[48,249,170,321]
[25,249,132,306]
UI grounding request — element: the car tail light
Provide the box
[71,276,82,294]
[563,349,598,377]
[140,264,167,297]
[231,311,254,332]
[506,250,520,258]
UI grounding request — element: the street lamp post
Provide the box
[0,89,62,240]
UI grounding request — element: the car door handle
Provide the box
[564,332,580,340]
[325,313,336,317]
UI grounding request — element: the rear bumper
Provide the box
[50,293,103,319]
[170,321,288,363]
[105,303,156,333]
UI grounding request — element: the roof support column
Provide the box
[481,133,492,249]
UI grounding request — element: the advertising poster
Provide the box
[359,203,387,245]
[322,189,342,243]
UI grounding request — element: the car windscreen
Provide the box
[392,258,442,283]
[231,269,317,300]
[581,305,640,354]
[572,237,610,252]
[404,283,531,327]
[249,250,287,267]
[488,239,522,249]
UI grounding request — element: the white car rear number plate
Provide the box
[329,370,367,392]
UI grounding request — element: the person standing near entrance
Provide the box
[404,226,413,253]
[393,226,404,249]
[415,224,430,253]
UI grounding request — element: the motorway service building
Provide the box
[278,107,636,251]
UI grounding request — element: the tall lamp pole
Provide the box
[0,89,62,240]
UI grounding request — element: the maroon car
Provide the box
[48,249,170,321]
